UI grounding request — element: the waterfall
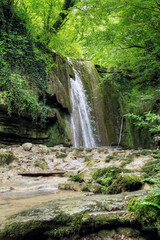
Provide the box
[68,59,96,148]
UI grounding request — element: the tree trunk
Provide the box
[52,0,76,32]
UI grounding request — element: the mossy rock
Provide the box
[92,167,122,180]
[85,148,92,153]
[0,152,14,165]
[106,174,142,194]
[116,227,141,238]
[138,150,153,156]
[34,162,48,169]
[58,182,82,191]
[127,195,160,237]
[92,166,132,181]
[56,151,68,158]
[81,183,102,193]
[70,174,83,183]
[98,229,116,238]
[81,184,91,192]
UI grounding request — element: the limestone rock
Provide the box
[22,143,33,151]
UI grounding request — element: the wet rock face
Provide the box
[0,54,72,146]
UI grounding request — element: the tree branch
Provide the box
[118,45,145,50]
[52,0,76,33]
[130,3,160,13]
[116,15,160,32]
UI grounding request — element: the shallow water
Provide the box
[0,174,70,224]
[0,188,81,224]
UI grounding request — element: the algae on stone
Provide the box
[0,152,14,165]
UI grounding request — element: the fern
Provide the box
[141,201,160,210]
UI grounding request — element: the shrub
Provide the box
[70,174,83,183]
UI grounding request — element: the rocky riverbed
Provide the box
[0,144,159,239]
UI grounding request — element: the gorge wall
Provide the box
[0,50,153,148]
[0,0,155,149]
[0,52,152,148]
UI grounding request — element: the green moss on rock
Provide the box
[70,174,83,183]
[106,175,142,194]
[0,152,14,165]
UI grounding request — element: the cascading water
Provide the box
[68,58,96,148]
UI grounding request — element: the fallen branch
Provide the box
[18,171,66,177]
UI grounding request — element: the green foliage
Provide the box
[1,0,160,142]
[127,193,160,231]
[16,0,82,58]
[92,167,139,194]
[0,152,14,165]
[70,174,83,183]
[142,160,160,185]
[92,167,122,180]
[0,1,51,127]
[34,162,48,170]
[154,153,160,158]
[128,160,160,232]
[126,112,160,133]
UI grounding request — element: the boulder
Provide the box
[22,143,33,151]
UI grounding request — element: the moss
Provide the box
[56,151,68,158]
[97,176,113,187]
[34,162,48,169]
[127,198,138,211]
[45,226,74,238]
[70,174,83,183]
[92,167,134,194]
[2,221,44,240]
[154,153,160,158]
[122,114,152,149]
[85,148,92,153]
[120,161,127,168]
[140,162,159,174]
[0,152,14,165]
[101,79,122,146]
[55,111,71,146]
[76,147,84,152]
[105,155,114,162]
[58,182,82,191]
[90,184,102,193]
[81,184,91,192]
[139,150,152,156]
[47,123,65,147]
[127,194,160,235]
[126,155,134,163]
[106,175,142,194]
[92,167,126,180]
[84,155,92,162]
[146,159,159,166]
[97,149,104,153]
[59,183,72,190]
[74,151,85,158]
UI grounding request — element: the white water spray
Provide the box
[68,59,96,148]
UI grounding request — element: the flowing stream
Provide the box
[68,59,96,148]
